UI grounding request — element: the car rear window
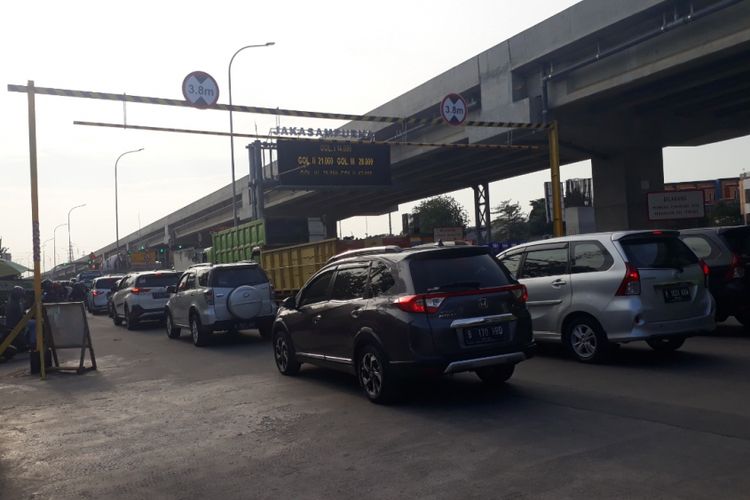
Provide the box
[136,273,179,287]
[722,228,750,257]
[409,253,511,293]
[211,266,268,288]
[94,278,120,289]
[620,236,698,269]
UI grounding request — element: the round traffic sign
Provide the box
[440,93,467,126]
[182,71,219,109]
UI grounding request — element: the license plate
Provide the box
[462,325,506,346]
[663,286,690,303]
[152,292,168,299]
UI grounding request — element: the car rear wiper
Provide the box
[427,281,481,292]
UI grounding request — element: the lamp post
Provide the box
[67,203,86,263]
[115,148,144,254]
[42,237,54,274]
[228,41,275,228]
[53,223,68,278]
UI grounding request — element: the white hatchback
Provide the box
[111,271,180,330]
[498,230,715,362]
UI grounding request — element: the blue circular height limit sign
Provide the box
[440,93,467,126]
[182,71,219,109]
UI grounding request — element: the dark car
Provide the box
[272,245,535,403]
[680,226,750,329]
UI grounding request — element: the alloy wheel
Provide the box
[191,319,200,344]
[571,323,597,359]
[359,352,383,399]
[274,336,289,372]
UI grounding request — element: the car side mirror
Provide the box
[166,285,176,294]
[282,296,296,309]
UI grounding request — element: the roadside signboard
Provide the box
[647,190,705,220]
[440,93,467,126]
[434,227,464,242]
[276,140,391,187]
[182,71,219,109]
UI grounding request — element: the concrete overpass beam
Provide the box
[592,147,664,231]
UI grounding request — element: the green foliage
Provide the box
[527,198,553,238]
[710,200,741,226]
[491,200,528,241]
[411,195,469,234]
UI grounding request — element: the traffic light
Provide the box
[159,248,165,254]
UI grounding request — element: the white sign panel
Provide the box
[647,190,705,220]
[434,227,465,242]
[182,71,219,109]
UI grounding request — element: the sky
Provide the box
[2,0,748,271]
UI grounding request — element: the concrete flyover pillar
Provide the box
[592,148,664,231]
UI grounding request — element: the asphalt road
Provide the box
[2,314,750,499]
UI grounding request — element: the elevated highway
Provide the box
[89,0,750,262]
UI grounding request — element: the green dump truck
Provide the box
[208,218,412,299]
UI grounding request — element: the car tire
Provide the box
[113,311,123,326]
[357,344,399,404]
[564,316,611,363]
[124,306,138,331]
[273,329,300,376]
[190,314,210,347]
[646,337,685,352]
[475,364,515,386]
[165,311,181,339]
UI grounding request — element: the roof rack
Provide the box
[326,245,403,264]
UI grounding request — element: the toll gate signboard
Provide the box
[647,190,705,220]
[276,140,391,187]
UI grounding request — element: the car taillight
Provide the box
[726,253,745,280]
[393,295,445,314]
[131,287,151,295]
[616,263,641,296]
[393,284,527,314]
[92,290,100,296]
[700,259,710,287]
[510,284,528,303]
[204,288,214,306]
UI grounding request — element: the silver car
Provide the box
[164,262,277,347]
[111,271,180,330]
[86,275,123,314]
[497,230,715,362]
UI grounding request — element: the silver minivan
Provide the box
[497,230,715,362]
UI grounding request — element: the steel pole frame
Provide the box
[228,42,275,228]
[548,121,564,237]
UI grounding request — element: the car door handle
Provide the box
[551,279,567,288]
[313,314,322,324]
[216,294,225,298]
[351,308,362,319]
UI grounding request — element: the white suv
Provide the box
[497,230,715,362]
[111,271,181,330]
[164,262,277,346]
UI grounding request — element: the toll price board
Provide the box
[276,140,391,187]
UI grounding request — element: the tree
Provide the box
[411,195,469,235]
[527,198,553,238]
[710,200,741,226]
[491,200,528,241]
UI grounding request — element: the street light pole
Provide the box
[42,237,54,274]
[115,148,144,255]
[67,203,86,263]
[53,223,68,278]
[228,41,275,228]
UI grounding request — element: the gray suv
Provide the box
[164,262,277,346]
[498,230,715,362]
